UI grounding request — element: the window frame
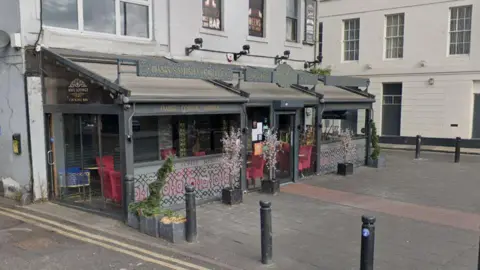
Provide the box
[202,0,223,31]
[248,0,266,38]
[286,0,299,42]
[385,13,405,59]
[342,18,360,62]
[42,0,153,42]
[448,5,472,56]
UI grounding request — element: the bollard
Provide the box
[360,215,376,270]
[260,200,273,265]
[185,185,197,243]
[124,174,135,222]
[477,236,479,270]
[415,135,421,159]
[454,137,461,163]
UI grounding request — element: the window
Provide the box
[202,0,222,30]
[343,18,360,61]
[249,0,265,37]
[42,0,151,39]
[385,13,404,59]
[449,5,472,55]
[133,114,240,163]
[286,0,298,42]
[318,22,323,61]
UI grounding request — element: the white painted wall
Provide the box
[318,0,480,138]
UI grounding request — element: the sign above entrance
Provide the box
[244,64,319,87]
[67,78,89,103]
[137,59,234,81]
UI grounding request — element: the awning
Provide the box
[314,82,374,103]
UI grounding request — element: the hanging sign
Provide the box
[304,0,316,45]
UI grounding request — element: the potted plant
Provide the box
[368,121,386,168]
[221,127,244,205]
[261,129,282,194]
[128,156,175,237]
[337,128,356,176]
[158,209,186,243]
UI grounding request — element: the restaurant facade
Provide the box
[29,47,374,218]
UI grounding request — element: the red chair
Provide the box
[161,148,176,160]
[246,155,266,188]
[100,168,113,200]
[96,155,114,170]
[299,145,313,173]
[277,143,291,173]
[109,170,122,204]
[193,151,206,156]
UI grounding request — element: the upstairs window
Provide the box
[343,18,360,61]
[249,0,265,37]
[449,5,472,55]
[286,0,298,42]
[42,0,152,39]
[385,13,405,59]
[202,0,222,30]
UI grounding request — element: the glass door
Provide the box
[275,113,295,184]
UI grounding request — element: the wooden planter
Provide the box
[261,179,280,195]
[127,211,140,230]
[158,218,186,243]
[139,215,159,237]
[221,187,243,205]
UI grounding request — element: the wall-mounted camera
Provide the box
[274,50,290,65]
[233,44,250,61]
[185,38,204,56]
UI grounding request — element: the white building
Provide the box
[318,0,479,139]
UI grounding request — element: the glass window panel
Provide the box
[458,19,465,30]
[83,0,115,34]
[386,26,393,37]
[393,96,402,104]
[249,0,265,37]
[464,43,470,54]
[457,43,464,54]
[459,7,465,18]
[120,2,149,38]
[203,0,222,30]
[286,0,297,18]
[383,96,393,104]
[450,19,457,31]
[465,18,471,30]
[466,6,472,17]
[42,0,78,29]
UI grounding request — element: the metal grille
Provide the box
[134,160,238,207]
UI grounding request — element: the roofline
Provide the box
[129,96,248,103]
[291,84,323,99]
[42,48,131,96]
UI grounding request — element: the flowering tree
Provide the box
[262,129,282,180]
[340,128,357,163]
[221,127,243,189]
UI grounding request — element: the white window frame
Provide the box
[285,0,299,42]
[385,13,404,59]
[42,0,153,42]
[448,5,472,55]
[342,18,360,62]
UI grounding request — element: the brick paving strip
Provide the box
[282,183,480,232]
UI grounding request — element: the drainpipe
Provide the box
[313,0,319,69]
[166,0,172,56]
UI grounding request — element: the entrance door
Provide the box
[382,83,402,136]
[472,94,480,138]
[275,113,295,184]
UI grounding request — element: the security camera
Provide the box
[194,38,203,47]
[242,44,250,53]
[283,50,291,57]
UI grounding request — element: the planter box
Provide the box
[368,156,386,168]
[158,219,186,243]
[139,215,159,237]
[261,179,280,195]
[127,211,140,230]
[337,162,353,176]
[222,188,243,205]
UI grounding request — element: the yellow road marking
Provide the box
[0,206,210,270]
[0,209,187,270]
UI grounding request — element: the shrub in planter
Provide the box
[220,127,244,205]
[158,209,186,243]
[261,129,281,195]
[337,128,356,176]
[368,121,386,168]
[127,208,140,230]
[128,156,175,236]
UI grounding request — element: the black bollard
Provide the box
[185,185,197,243]
[124,174,135,222]
[360,215,376,270]
[415,135,421,159]
[477,236,479,270]
[260,200,272,265]
[454,137,461,163]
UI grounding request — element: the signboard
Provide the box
[137,59,234,81]
[158,105,221,113]
[304,0,316,45]
[272,64,297,88]
[67,78,89,103]
[245,64,319,87]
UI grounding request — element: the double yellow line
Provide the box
[0,206,210,270]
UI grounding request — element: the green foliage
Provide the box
[309,67,332,75]
[370,121,381,160]
[128,156,175,217]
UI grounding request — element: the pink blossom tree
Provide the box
[221,127,244,189]
[340,128,357,163]
[262,129,282,180]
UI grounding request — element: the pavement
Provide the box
[0,149,479,269]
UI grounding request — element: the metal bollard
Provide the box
[415,135,421,159]
[477,236,479,270]
[360,215,376,270]
[260,200,273,265]
[454,137,461,163]
[185,185,197,243]
[124,174,135,221]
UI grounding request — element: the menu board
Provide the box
[249,0,264,37]
[202,0,222,30]
[304,0,316,44]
